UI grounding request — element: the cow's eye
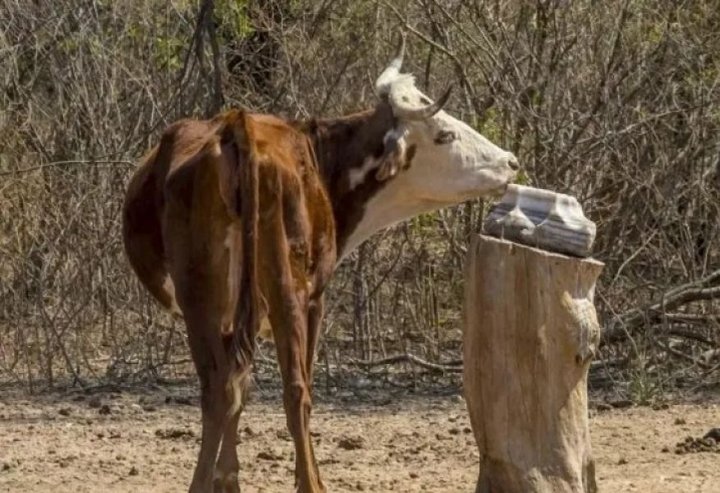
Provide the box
[434,130,457,145]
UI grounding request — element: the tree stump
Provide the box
[463,234,604,493]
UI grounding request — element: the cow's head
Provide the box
[374,38,518,203]
[341,39,518,254]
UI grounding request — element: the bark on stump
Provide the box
[463,234,604,493]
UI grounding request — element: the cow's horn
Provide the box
[389,84,453,121]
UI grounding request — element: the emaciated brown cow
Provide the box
[122,41,518,493]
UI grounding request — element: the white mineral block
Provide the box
[483,184,596,257]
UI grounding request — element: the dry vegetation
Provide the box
[1,0,719,401]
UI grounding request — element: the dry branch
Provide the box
[350,353,463,374]
[605,269,720,343]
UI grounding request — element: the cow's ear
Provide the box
[375,153,401,181]
[375,128,406,181]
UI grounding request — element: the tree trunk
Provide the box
[463,234,604,493]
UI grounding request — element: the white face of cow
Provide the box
[389,80,519,203]
[341,41,518,256]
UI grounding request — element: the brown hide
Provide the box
[122,107,394,493]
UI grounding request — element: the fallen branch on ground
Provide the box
[653,340,713,370]
[351,353,463,373]
[604,269,720,343]
[351,353,627,375]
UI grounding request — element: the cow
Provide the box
[122,40,518,493]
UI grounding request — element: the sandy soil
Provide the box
[0,386,718,492]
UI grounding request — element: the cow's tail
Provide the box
[225,111,261,417]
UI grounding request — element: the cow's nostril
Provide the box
[507,156,520,171]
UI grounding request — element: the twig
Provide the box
[351,353,462,373]
[351,352,618,376]
[654,340,712,370]
[205,0,225,115]
[606,268,720,342]
[665,327,715,346]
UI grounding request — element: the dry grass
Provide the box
[1,0,718,396]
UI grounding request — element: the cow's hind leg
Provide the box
[213,374,250,493]
[182,308,233,493]
[259,189,324,492]
[268,297,323,493]
[304,297,325,484]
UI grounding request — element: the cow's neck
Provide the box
[305,107,404,258]
[303,107,424,261]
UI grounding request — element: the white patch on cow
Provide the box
[163,274,183,316]
[257,316,273,340]
[223,224,237,250]
[223,223,240,330]
[348,156,380,190]
[348,127,410,190]
[213,471,239,484]
[341,178,434,260]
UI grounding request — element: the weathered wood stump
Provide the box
[463,234,604,493]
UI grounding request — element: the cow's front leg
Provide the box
[181,309,231,493]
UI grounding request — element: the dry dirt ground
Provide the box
[0,386,718,492]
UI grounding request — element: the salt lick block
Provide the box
[483,184,596,257]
